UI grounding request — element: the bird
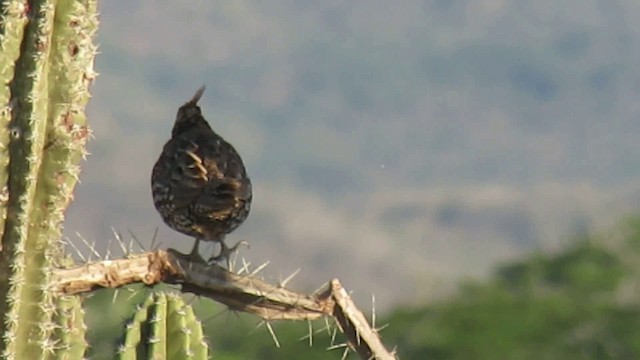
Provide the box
[151,86,252,267]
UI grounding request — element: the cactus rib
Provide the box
[119,293,209,360]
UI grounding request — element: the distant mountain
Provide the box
[65,1,640,310]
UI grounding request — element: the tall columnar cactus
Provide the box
[0,0,98,358]
[119,292,209,360]
[52,295,88,359]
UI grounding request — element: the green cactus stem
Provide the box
[0,0,98,358]
[0,1,29,241]
[120,293,156,359]
[52,295,87,359]
[119,293,209,360]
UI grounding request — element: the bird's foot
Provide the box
[167,248,207,264]
[208,240,249,269]
[188,251,207,264]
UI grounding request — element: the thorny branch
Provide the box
[51,249,397,360]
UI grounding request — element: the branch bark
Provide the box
[51,249,397,360]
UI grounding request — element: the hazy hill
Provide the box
[65,1,640,309]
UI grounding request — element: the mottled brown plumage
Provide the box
[151,86,252,265]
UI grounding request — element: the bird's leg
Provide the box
[209,239,248,269]
[170,238,207,264]
[188,238,206,263]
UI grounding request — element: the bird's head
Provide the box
[171,86,211,137]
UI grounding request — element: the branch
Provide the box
[51,249,397,360]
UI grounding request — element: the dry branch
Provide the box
[51,249,397,360]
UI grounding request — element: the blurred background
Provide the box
[69,1,640,358]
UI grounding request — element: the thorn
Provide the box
[105,237,113,260]
[201,306,232,325]
[231,309,244,322]
[76,232,100,260]
[279,268,300,288]
[330,325,338,346]
[307,320,313,347]
[391,346,399,357]
[250,261,270,276]
[228,251,237,273]
[340,346,349,360]
[128,229,146,252]
[111,289,119,304]
[237,258,251,275]
[150,227,159,250]
[265,321,280,348]
[113,227,128,257]
[307,318,333,338]
[128,236,135,255]
[312,282,329,296]
[125,286,146,302]
[371,294,376,330]
[65,236,86,262]
[324,316,332,336]
[327,343,348,351]
[249,320,266,335]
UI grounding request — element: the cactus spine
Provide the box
[0,0,98,358]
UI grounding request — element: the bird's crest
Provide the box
[172,85,210,137]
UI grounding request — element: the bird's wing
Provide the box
[165,137,212,208]
[192,179,247,221]
[168,136,250,218]
[191,138,251,220]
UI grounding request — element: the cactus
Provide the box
[119,292,209,360]
[52,295,88,359]
[0,0,98,358]
[2,2,391,359]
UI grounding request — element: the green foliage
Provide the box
[382,223,640,360]
[497,242,625,296]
